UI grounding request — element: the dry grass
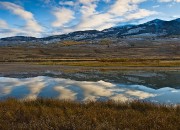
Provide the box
[62,41,87,46]
[38,59,180,67]
[0,99,180,130]
[0,43,180,62]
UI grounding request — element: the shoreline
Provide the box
[0,63,180,74]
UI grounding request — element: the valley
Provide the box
[0,38,179,70]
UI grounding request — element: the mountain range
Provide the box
[1,18,180,44]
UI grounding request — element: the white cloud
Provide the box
[0,0,159,37]
[152,5,160,8]
[125,9,158,21]
[0,2,43,32]
[64,0,157,32]
[0,20,8,29]
[172,15,180,18]
[79,0,98,5]
[109,0,138,16]
[0,19,30,38]
[75,13,115,30]
[0,2,44,37]
[59,1,75,6]
[158,0,180,2]
[158,0,172,2]
[0,27,39,38]
[52,7,75,27]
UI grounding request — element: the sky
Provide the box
[0,0,180,38]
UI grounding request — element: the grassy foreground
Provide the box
[0,99,180,130]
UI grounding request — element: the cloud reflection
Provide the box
[0,76,179,104]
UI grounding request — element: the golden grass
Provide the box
[0,99,179,130]
[37,59,180,67]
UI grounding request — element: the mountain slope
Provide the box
[0,18,180,44]
[117,19,180,37]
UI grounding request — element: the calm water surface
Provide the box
[0,71,180,104]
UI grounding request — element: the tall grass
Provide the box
[0,99,179,130]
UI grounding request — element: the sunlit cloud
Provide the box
[51,7,75,27]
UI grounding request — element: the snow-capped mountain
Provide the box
[119,19,180,37]
[1,18,180,44]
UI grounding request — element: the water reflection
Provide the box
[0,76,179,104]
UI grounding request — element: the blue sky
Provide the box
[0,0,180,38]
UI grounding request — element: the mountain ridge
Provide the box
[1,18,180,43]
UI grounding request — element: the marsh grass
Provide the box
[38,59,180,67]
[0,99,179,130]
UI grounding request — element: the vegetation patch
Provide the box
[37,59,180,67]
[0,99,179,130]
